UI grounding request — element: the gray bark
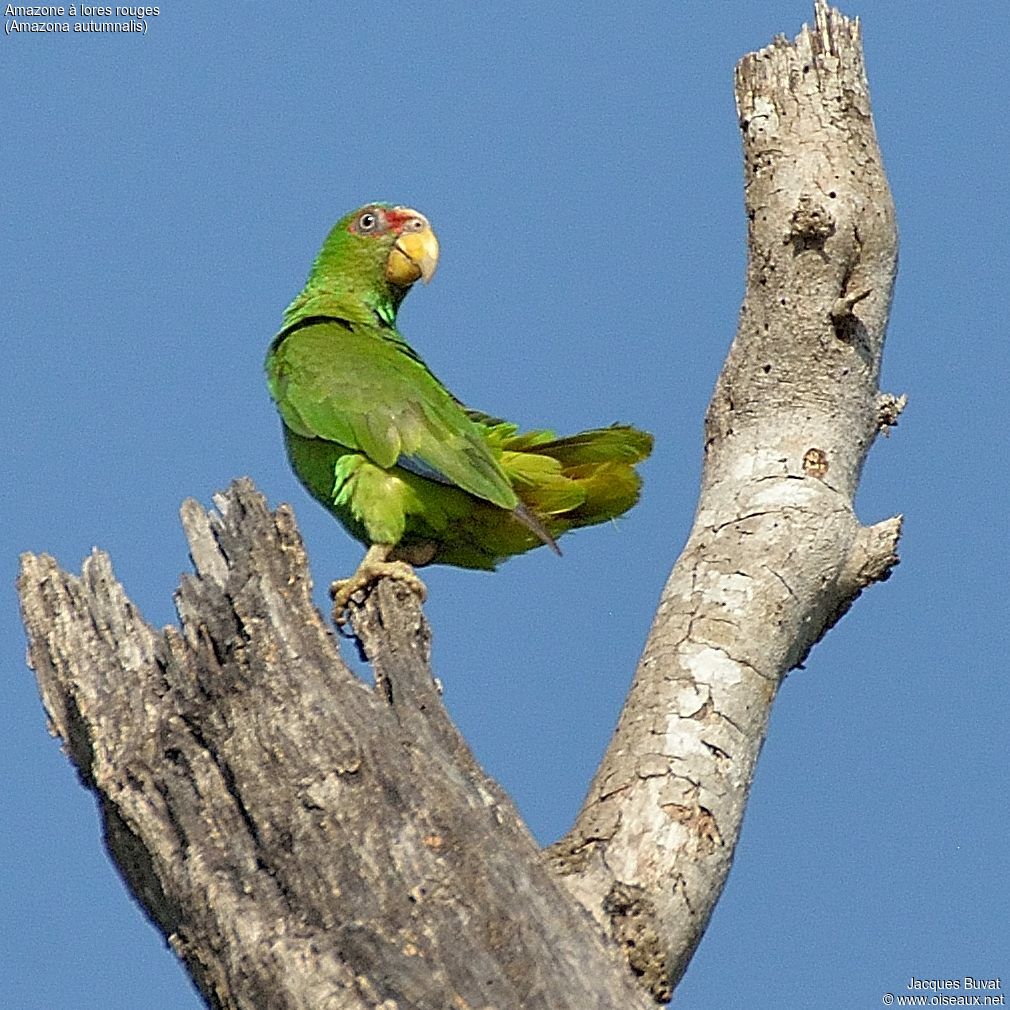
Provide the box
[17,3,900,1006]
[549,1,901,997]
[19,489,651,1010]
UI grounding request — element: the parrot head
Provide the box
[357,204,440,288]
[341,203,439,288]
[291,203,440,326]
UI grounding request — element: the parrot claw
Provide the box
[330,545,427,626]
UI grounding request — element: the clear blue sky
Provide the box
[4,3,1007,1007]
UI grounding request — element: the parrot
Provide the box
[265,202,653,622]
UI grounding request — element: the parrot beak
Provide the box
[386,217,440,287]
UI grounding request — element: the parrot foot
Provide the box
[330,544,428,626]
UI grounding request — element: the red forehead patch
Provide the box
[383,207,416,232]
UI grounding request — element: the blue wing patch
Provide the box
[396,454,456,486]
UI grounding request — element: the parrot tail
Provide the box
[392,415,653,571]
[489,421,654,534]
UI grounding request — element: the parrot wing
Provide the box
[267,319,518,511]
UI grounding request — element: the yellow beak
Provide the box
[386,219,440,287]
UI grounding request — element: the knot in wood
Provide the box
[789,194,835,252]
[802,448,829,478]
[603,882,672,1003]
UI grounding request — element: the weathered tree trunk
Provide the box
[19,493,651,1010]
[17,4,900,1006]
[549,2,901,996]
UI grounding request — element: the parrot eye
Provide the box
[357,212,378,232]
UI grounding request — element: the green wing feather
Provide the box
[268,320,517,510]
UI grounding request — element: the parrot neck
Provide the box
[283,283,403,330]
[283,229,417,329]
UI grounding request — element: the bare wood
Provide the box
[548,0,901,998]
[16,3,900,1006]
[19,483,651,1010]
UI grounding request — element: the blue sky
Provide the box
[4,2,1007,1007]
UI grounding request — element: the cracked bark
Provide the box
[19,490,651,1010]
[17,3,900,1006]
[548,1,901,998]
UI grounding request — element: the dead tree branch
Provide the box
[548,0,900,997]
[18,486,651,1010]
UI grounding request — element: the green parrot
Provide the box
[266,202,653,621]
